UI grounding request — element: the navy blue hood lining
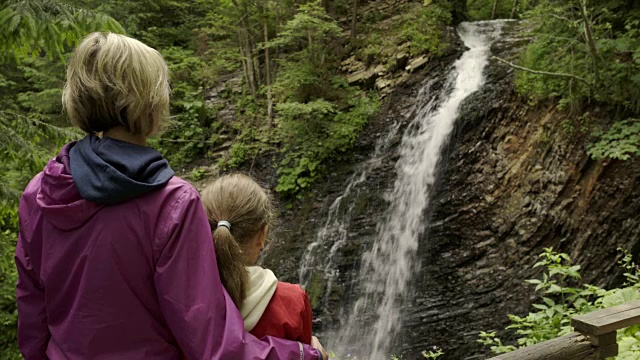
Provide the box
[69,135,175,204]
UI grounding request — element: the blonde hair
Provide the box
[62,32,170,136]
[201,173,275,307]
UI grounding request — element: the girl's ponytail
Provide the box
[201,173,274,309]
[212,224,247,308]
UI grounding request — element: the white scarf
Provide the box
[240,266,278,331]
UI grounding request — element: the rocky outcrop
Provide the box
[261,21,640,360]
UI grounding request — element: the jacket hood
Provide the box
[69,135,174,204]
[37,142,104,231]
[37,137,174,231]
[241,266,278,331]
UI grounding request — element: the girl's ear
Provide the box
[258,225,268,249]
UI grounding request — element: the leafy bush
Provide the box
[479,248,640,358]
[399,3,451,56]
[150,47,223,167]
[274,90,380,196]
[588,119,640,161]
[354,1,451,64]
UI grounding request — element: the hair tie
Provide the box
[217,220,231,230]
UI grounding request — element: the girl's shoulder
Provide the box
[271,281,311,325]
[250,280,312,344]
[274,281,307,301]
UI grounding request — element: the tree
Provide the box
[265,0,343,115]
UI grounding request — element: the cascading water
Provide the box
[300,21,506,359]
[299,121,401,297]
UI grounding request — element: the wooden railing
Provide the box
[487,300,640,359]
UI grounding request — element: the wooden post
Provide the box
[571,300,640,359]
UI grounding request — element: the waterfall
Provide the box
[300,21,506,359]
[299,121,401,298]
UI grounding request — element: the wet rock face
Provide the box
[261,22,640,360]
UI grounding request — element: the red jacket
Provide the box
[250,282,313,345]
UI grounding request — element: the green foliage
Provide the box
[0,0,123,61]
[355,2,451,65]
[479,248,640,359]
[513,1,640,111]
[388,348,444,360]
[587,119,640,161]
[399,2,451,56]
[225,142,250,169]
[467,0,513,20]
[1,111,82,204]
[265,0,342,70]
[268,0,341,103]
[421,346,444,359]
[478,331,517,354]
[0,231,19,360]
[151,47,218,166]
[188,167,208,181]
[507,0,640,161]
[275,90,380,196]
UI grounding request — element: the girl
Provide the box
[15,32,326,360]
[201,173,313,344]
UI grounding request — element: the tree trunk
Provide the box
[321,0,330,12]
[242,30,257,96]
[237,29,256,96]
[491,0,499,19]
[308,33,315,67]
[232,0,258,95]
[580,0,599,86]
[350,0,358,46]
[244,2,261,89]
[263,5,273,121]
[274,2,280,80]
[510,0,518,19]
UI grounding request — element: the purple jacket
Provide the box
[15,141,320,359]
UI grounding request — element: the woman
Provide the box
[15,32,327,360]
[201,174,312,344]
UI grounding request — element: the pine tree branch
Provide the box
[491,56,593,88]
[0,120,38,154]
[0,111,82,141]
[0,182,21,205]
[0,0,123,61]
